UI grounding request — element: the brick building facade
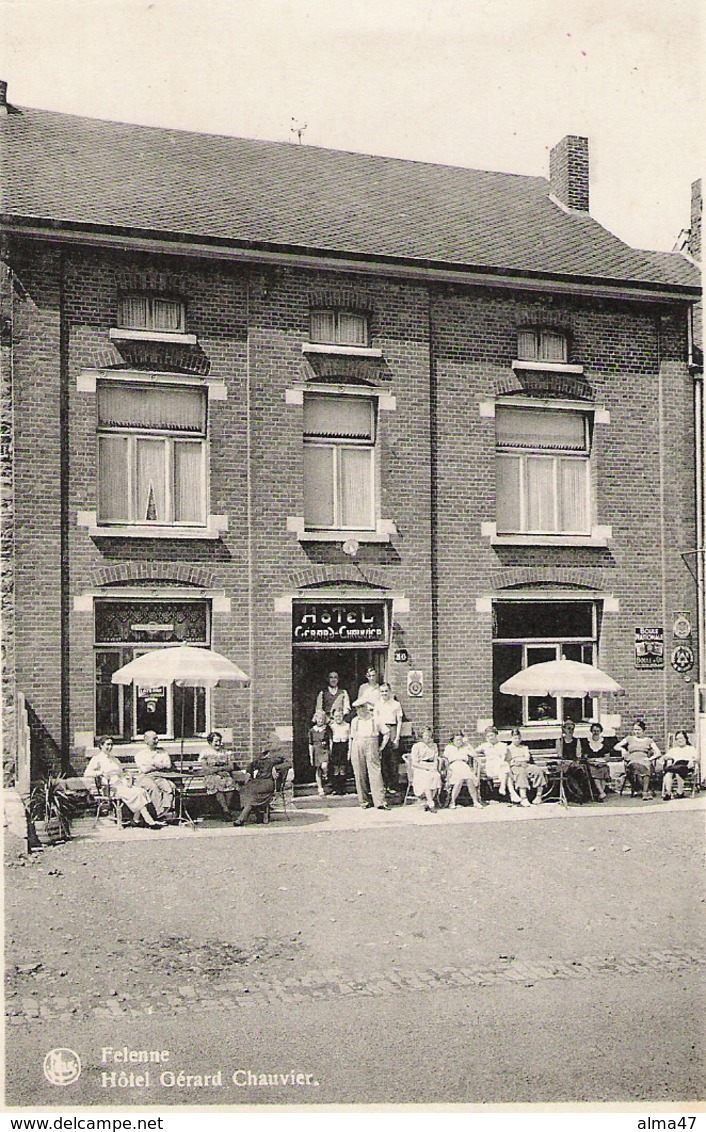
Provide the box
[1,88,701,781]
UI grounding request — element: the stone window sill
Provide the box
[286,517,396,543]
[77,511,228,539]
[109,328,198,345]
[302,343,382,358]
[512,359,584,374]
[481,522,611,547]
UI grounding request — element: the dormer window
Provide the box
[310,309,369,347]
[517,328,568,364]
[118,295,186,333]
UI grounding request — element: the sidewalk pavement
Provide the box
[71,789,706,845]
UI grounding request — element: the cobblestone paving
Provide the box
[7,945,705,1026]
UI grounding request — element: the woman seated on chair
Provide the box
[410,726,442,812]
[555,720,593,803]
[508,728,546,807]
[198,730,237,818]
[584,722,610,802]
[614,719,661,800]
[442,730,482,809]
[662,730,698,799]
[233,748,288,827]
[84,736,165,829]
[476,726,520,802]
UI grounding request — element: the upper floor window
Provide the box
[496,405,590,535]
[517,328,568,364]
[97,381,207,527]
[310,309,369,347]
[118,295,186,334]
[303,393,376,531]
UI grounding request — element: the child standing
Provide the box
[308,710,331,796]
[329,708,351,794]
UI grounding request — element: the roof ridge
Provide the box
[11,103,549,185]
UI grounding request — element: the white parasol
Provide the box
[499,659,624,698]
[112,644,250,767]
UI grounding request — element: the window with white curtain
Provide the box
[496,405,591,535]
[303,394,376,530]
[310,309,369,346]
[118,295,186,333]
[97,381,207,526]
[517,328,569,363]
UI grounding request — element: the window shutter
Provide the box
[119,296,149,329]
[98,435,129,521]
[539,330,568,362]
[339,448,373,529]
[496,407,586,451]
[303,446,335,527]
[496,455,522,533]
[174,441,205,523]
[338,312,368,345]
[558,459,589,533]
[517,329,538,360]
[152,298,183,331]
[98,383,206,433]
[310,311,337,343]
[303,395,374,440]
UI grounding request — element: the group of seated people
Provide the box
[83,730,292,829]
[406,720,700,812]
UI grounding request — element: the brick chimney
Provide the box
[550,135,590,212]
[0,80,8,117]
[690,178,702,262]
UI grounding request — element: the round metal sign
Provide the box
[671,644,694,673]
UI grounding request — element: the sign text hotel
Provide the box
[292,602,389,647]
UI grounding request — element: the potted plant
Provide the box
[28,776,76,846]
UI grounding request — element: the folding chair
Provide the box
[269,766,293,820]
[91,775,124,828]
[401,754,416,804]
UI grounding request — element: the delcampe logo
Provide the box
[43,1048,81,1086]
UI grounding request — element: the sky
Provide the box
[1,0,702,251]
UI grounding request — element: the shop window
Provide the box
[492,600,598,728]
[303,393,376,531]
[118,294,186,333]
[496,405,591,535]
[310,309,369,347]
[97,381,207,527]
[517,328,568,363]
[94,599,209,740]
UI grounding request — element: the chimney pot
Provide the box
[550,135,590,212]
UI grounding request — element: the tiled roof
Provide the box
[1,105,701,294]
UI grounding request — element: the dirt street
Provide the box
[5,801,706,1107]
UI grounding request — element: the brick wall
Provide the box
[6,239,698,770]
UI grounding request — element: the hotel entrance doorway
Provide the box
[292,648,386,783]
[290,598,392,784]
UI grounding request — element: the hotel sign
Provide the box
[292,602,389,648]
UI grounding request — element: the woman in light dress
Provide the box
[410,726,442,812]
[442,730,482,808]
[84,736,165,829]
[661,730,698,799]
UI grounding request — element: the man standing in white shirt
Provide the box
[374,683,403,796]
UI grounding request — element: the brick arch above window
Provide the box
[90,563,217,589]
[491,567,610,592]
[287,564,391,591]
[494,371,595,400]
